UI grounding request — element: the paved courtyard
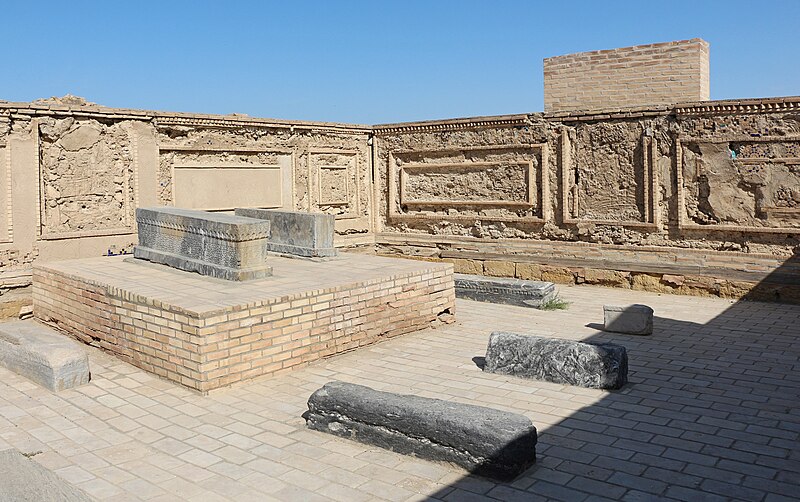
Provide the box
[1,284,798,501]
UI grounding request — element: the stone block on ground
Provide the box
[134,206,273,281]
[603,304,654,335]
[484,332,628,389]
[0,320,89,391]
[235,207,336,258]
[0,449,91,501]
[305,381,538,480]
[454,274,556,308]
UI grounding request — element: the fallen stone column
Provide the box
[603,304,654,335]
[134,206,273,281]
[484,332,628,389]
[305,381,537,480]
[0,320,89,392]
[235,208,337,258]
[455,274,556,308]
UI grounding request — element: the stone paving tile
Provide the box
[1,284,799,500]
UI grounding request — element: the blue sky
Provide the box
[3,0,798,124]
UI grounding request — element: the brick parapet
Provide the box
[544,39,710,114]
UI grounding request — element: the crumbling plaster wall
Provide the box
[0,100,373,317]
[1,96,798,314]
[678,112,800,230]
[374,101,800,302]
[154,124,372,236]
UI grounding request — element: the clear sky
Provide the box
[3,0,798,124]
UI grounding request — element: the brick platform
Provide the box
[32,253,454,393]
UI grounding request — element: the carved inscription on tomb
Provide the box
[39,119,135,237]
[681,139,800,228]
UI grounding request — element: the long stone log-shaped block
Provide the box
[603,304,654,335]
[0,320,89,392]
[455,274,556,308]
[305,381,538,480]
[134,207,273,281]
[484,332,628,389]
[235,208,337,258]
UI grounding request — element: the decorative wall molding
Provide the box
[399,162,536,208]
[675,97,800,116]
[38,121,138,240]
[374,115,532,136]
[153,115,368,134]
[388,143,548,224]
[675,135,800,235]
[307,149,361,220]
[158,143,294,154]
[0,103,369,134]
[559,129,660,230]
[159,143,292,211]
[172,163,283,211]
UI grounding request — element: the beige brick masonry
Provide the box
[33,253,455,393]
[544,38,710,113]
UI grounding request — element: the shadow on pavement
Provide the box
[424,254,800,501]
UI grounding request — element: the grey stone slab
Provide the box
[305,381,537,481]
[603,304,654,335]
[484,332,628,389]
[134,206,273,281]
[0,449,91,501]
[235,208,337,258]
[0,320,89,392]
[455,274,556,308]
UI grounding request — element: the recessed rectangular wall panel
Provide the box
[173,164,282,211]
[400,161,534,208]
[676,136,800,233]
[388,144,547,223]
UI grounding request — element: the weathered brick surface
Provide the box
[544,39,710,113]
[32,254,455,392]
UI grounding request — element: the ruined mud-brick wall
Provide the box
[544,39,710,114]
[2,95,799,312]
[0,98,373,317]
[373,97,800,303]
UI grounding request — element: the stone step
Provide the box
[0,320,90,392]
[454,274,556,308]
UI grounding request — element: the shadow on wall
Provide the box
[742,252,800,304]
[424,253,800,501]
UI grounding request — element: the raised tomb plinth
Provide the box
[33,207,455,392]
